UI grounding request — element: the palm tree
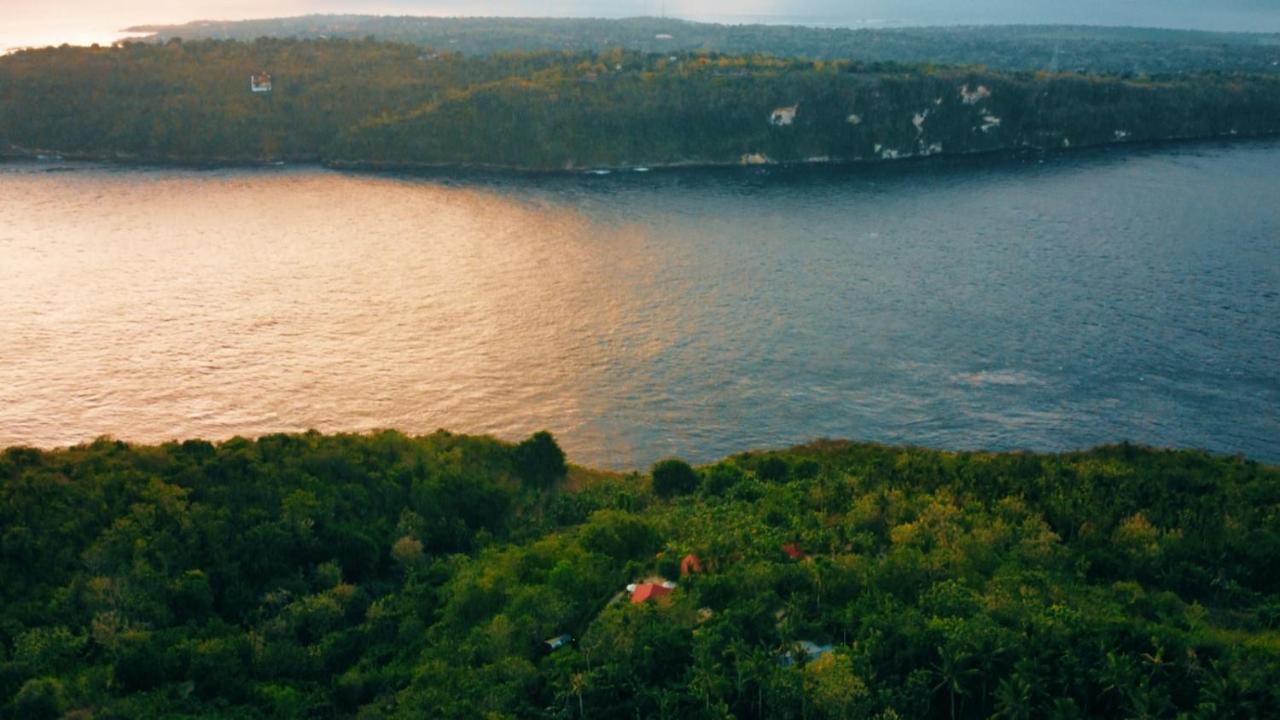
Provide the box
[992,675,1035,720]
[1097,650,1138,714]
[1195,659,1255,719]
[1046,697,1085,720]
[931,643,978,720]
[569,672,587,718]
[689,642,724,713]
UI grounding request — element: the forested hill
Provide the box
[2,432,1278,718]
[128,16,1280,76]
[2,40,1279,171]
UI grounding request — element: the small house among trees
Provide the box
[543,634,573,654]
[679,553,703,576]
[629,581,675,604]
[777,641,834,667]
[250,72,272,93]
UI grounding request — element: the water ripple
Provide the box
[1,143,1278,467]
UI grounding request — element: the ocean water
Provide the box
[1,141,1277,468]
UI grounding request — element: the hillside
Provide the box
[2,40,1279,171]
[2,432,1278,718]
[128,16,1280,76]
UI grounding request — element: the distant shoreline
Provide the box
[5,42,1278,173]
[124,14,1280,42]
[5,130,1277,177]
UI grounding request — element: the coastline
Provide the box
[2,432,1272,474]
[4,128,1277,176]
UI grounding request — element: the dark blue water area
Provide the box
[402,141,1280,465]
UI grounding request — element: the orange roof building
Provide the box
[630,582,674,604]
[680,553,704,576]
[782,543,808,561]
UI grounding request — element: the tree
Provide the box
[112,631,166,692]
[756,456,790,483]
[993,675,1035,720]
[651,458,699,498]
[931,641,978,720]
[515,431,567,489]
[579,510,660,561]
[13,677,69,720]
[804,652,870,718]
[391,535,426,570]
[702,462,744,495]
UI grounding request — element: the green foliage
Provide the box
[12,677,67,720]
[2,40,1278,170]
[701,461,745,496]
[1,434,1278,718]
[514,431,567,489]
[651,458,699,498]
[12,627,84,676]
[112,631,165,692]
[756,456,791,483]
[578,510,661,562]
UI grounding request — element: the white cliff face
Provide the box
[960,84,992,105]
[770,105,799,126]
[913,111,929,133]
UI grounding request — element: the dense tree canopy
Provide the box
[2,432,1278,718]
[1,40,1278,170]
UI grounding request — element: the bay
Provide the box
[1,141,1277,467]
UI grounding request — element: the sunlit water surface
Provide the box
[1,142,1277,468]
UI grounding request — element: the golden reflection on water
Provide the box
[5,148,1279,467]
[0,167,671,463]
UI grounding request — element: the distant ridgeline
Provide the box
[1,40,1279,170]
[131,16,1280,76]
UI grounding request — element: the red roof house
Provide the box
[630,583,674,604]
[782,543,808,561]
[680,554,704,576]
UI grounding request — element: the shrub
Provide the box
[579,510,660,561]
[756,456,790,482]
[515,431,567,489]
[13,677,68,720]
[702,462,745,495]
[651,459,699,498]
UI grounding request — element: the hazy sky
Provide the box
[5,1,1279,51]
